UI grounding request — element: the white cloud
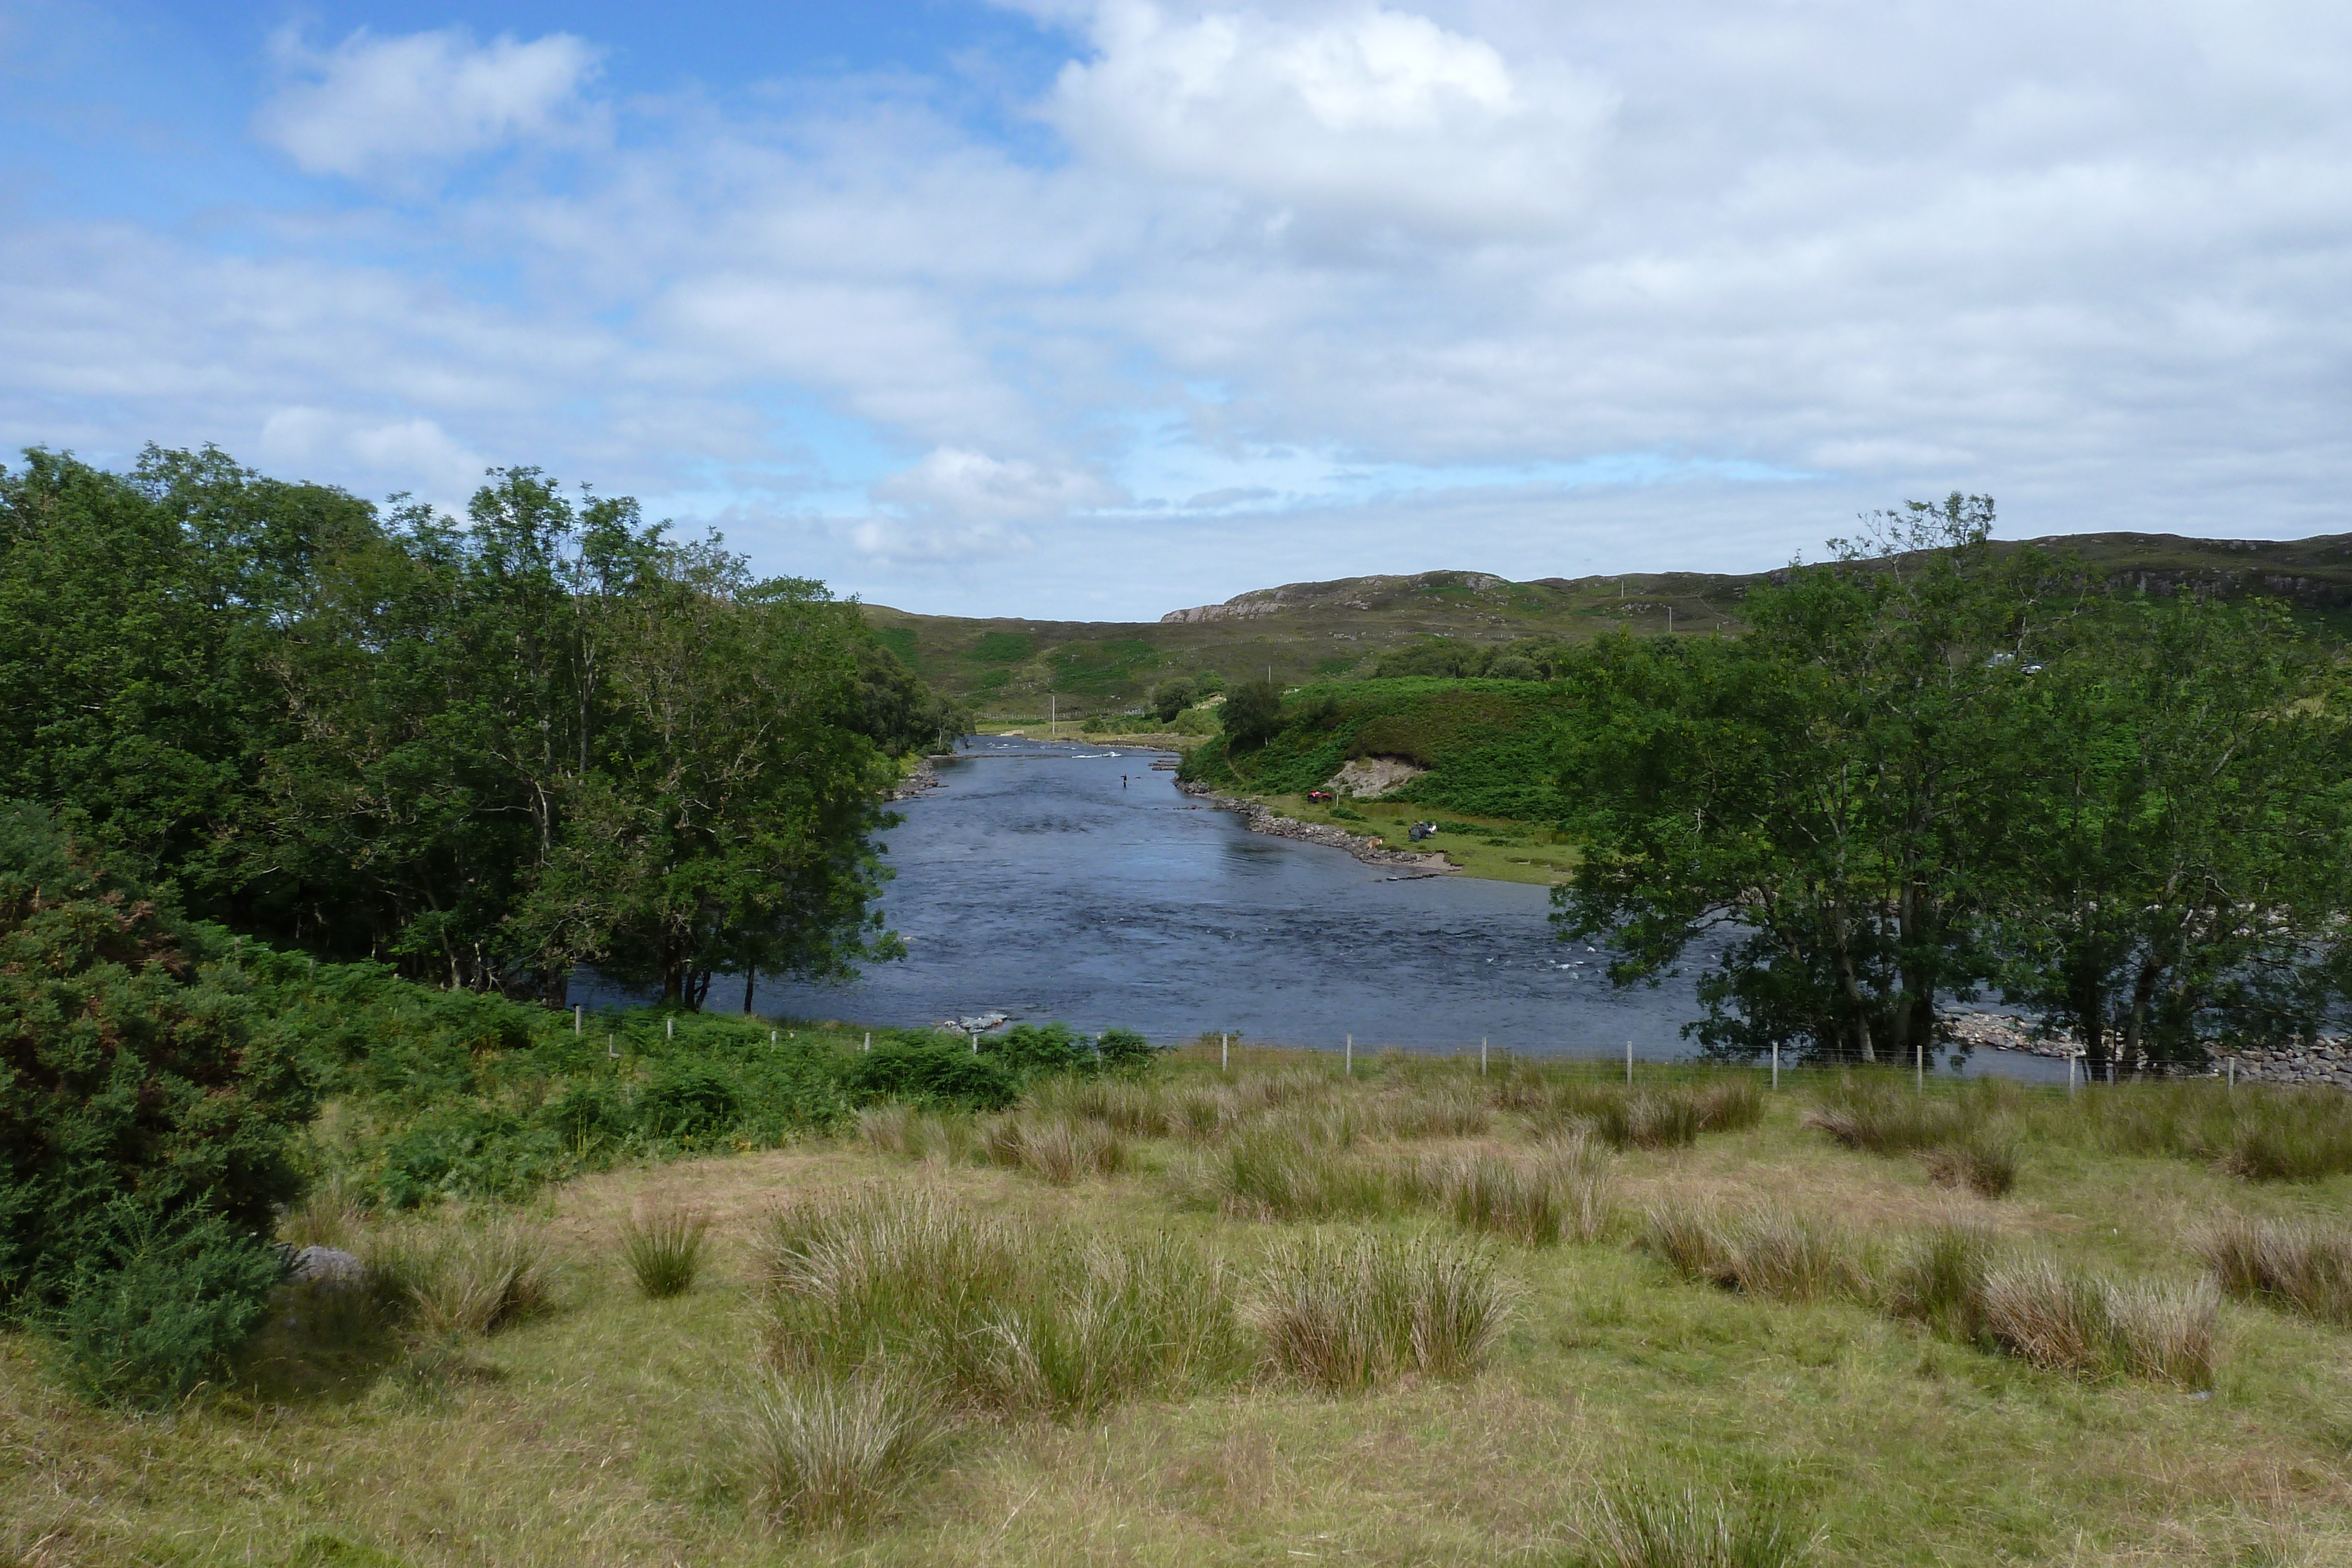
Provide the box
[255,26,603,182]
[843,447,1124,564]
[8,0,2352,620]
[1048,2,1612,237]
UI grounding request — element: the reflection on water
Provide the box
[703,738,2064,1080]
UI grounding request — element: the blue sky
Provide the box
[5,0,2348,618]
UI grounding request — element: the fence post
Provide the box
[1222,1032,1229,1072]
[770,1029,777,1044]
[607,1031,619,1060]
[1481,1037,1488,1076]
[1345,1034,1353,1075]
[1916,1037,1924,1094]
[666,1017,674,1041]
[2227,1057,2236,1093]
[2067,1054,2078,1096]
[1771,1039,1779,1091]
[1626,1039,1633,1086]
[971,1029,980,1055]
[574,1004,582,1036]
[864,1031,871,1052]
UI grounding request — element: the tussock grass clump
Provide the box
[735,1371,948,1532]
[1641,1202,1735,1287]
[1414,1136,1615,1246]
[1921,1136,2020,1199]
[2187,1214,2352,1325]
[1641,1203,1859,1302]
[1252,1232,1511,1390]
[756,1189,1244,1417]
[857,1104,984,1165]
[368,1221,554,1337]
[1880,1220,1996,1340]
[1979,1260,2217,1388]
[1509,1073,1762,1151]
[1572,1478,1817,1568]
[982,1114,1128,1185]
[1213,1122,1391,1220]
[1372,1081,1494,1140]
[620,1205,711,1299]
[280,1175,366,1252]
[1805,1076,1985,1154]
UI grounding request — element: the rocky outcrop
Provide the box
[1161,570,1508,623]
[1176,781,1454,877]
[887,758,943,801]
[1944,1009,2351,1088]
[1326,756,1425,798]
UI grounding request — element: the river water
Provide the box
[740,737,2064,1079]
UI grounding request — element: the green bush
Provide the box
[1095,1027,1158,1073]
[51,1202,286,1409]
[0,804,314,1323]
[842,1036,1018,1110]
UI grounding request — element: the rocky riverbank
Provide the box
[887,756,947,801]
[1176,780,1455,878]
[1945,1009,2352,1088]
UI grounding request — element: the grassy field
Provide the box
[12,1049,2352,1567]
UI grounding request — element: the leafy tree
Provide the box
[1221,678,1285,745]
[1982,597,2352,1074]
[1150,677,1198,723]
[1553,497,2039,1064]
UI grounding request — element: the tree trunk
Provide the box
[742,965,757,1015]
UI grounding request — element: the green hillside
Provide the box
[864,531,2352,723]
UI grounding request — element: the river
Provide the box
[735,737,2064,1079]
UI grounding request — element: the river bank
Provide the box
[1946,1009,2352,1088]
[1174,778,1456,878]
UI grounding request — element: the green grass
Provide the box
[10,1058,2352,1565]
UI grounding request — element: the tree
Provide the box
[1222,678,1285,745]
[1150,677,1198,723]
[1982,596,2352,1074]
[1553,497,2038,1063]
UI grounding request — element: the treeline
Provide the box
[1555,499,2352,1075]
[0,446,967,1007]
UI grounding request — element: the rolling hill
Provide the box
[864,531,2352,721]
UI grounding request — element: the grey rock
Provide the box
[289,1245,365,1287]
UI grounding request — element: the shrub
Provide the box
[1094,1027,1158,1074]
[840,1037,1017,1111]
[50,1203,286,1409]
[1252,1232,1510,1390]
[2186,1215,2352,1325]
[621,1205,711,1299]
[736,1372,948,1532]
[1,806,315,1319]
[1572,1478,1816,1568]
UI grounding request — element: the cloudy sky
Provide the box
[4,1,2347,618]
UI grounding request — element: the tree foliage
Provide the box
[0,447,947,1009]
[1552,496,2352,1071]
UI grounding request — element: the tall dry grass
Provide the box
[734,1371,948,1532]
[1251,1231,1511,1391]
[755,1189,1245,1417]
[1571,1478,1818,1568]
[1638,1203,1861,1302]
[2187,1213,2352,1325]
[1979,1260,2217,1388]
[1505,1072,1763,1151]
[1404,1136,1615,1246]
[620,1205,711,1299]
[981,1113,1128,1185]
[366,1221,554,1337]
[1880,1220,1997,1341]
